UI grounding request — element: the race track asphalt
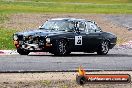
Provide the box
[0,48,132,72]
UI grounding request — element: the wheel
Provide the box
[97,41,109,55]
[76,75,87,85]
[54,39,70,56]
[17,48,30,55]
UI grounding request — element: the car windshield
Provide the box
[39,20,75,32]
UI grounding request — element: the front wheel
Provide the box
[97,41,109,55]
[53,39,70,56]
[17,49,30,55]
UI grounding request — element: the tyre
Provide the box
[76,75,87,85]
[97,41,109,55]
[54,39,70,56]
[17,48,30,55]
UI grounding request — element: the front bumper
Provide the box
[14,40,52,52]
[22,43,41,50]
[19,43,52,51]
[109,43,116,49]
[13,35,53,51]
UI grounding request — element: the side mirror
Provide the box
[39,26,41,29]
[98,27,102,32]
[94,29,97,32]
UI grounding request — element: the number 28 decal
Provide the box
[75,36,82,45]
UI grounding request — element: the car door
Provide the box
[71,21,88,51]
[85,22,103,50]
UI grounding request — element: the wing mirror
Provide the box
[98,27,102,32]
[39,26,41,29]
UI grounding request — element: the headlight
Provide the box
[13,35,18,40]
[46,38,50,43]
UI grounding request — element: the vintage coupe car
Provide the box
[13,18,117,56]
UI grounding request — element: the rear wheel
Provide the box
[97,41,109,55]
[54,39,70,56]
[17,48,30,55]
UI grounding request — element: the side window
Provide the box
[86,22,100,33]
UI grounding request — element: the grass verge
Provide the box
[14,0,132,4]
[0,1,132,14]
[0,14,9,24]
[0,28,18,49]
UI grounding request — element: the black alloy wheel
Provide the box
[97,41,109,55]
[54,39,70,56]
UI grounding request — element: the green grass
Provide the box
[0,28,18,49]
[0,1,132,14]
[14,0,132,4]
[0,14,9,23]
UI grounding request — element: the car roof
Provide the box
[50,18,92,22]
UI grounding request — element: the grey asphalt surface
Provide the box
[0,48,132,72]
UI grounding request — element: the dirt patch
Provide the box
[0,72,132,88]
[105,14,132,28]
[1,13,132,44]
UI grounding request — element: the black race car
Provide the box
[13,18,117,56]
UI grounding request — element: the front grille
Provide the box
[18,35,23,40]
[20,35,45,45]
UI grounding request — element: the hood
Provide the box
[16,29,65,36]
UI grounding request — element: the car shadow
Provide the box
[28,53,132,57]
